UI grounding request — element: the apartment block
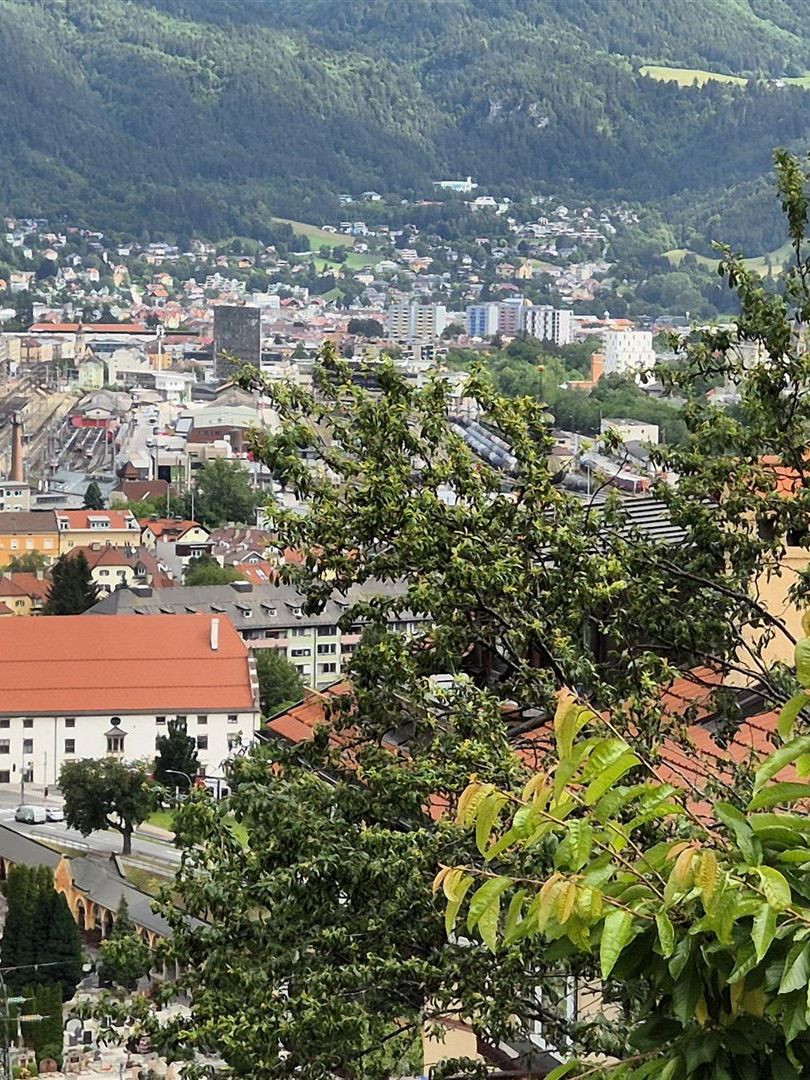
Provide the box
[387,302,448,343]
[522,305,573,346]
[603,329,655,377]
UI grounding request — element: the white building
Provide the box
[0,613,259,786]
[600,418,659,446]
[0,481,30,512]
[522,305,573,346]
[602,329,655,377]
[387,302,448,343]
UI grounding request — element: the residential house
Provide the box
[0,511,60,567]
[0,480,31,512]
[140,518,212,577]
[66,544,175,596]
[0,572,49,615]
[56,509,141,555]
[0,613,259,786]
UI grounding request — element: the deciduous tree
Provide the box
[255,647,304,716]
[60,759,154,855]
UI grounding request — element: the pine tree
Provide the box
[82,481,104,510]
[154,719,199,791]
[2,867,38,990]
[43,553,98,615]
[44,892,83,1001]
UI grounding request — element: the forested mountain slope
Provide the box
[3,0,810,245]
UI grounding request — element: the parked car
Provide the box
[14,805,47,824]
[45,806,64,822]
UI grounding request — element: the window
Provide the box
[264,630,282,639]
[197,735,208,750]
[176,715,186,724]
[9,541,17,550]
[65,718,75,729]
[25,539,33,550]
[156,716,166,725]
[14,600,23,608]
[22,739,33,754]
[318,625,338,636]
[227,733,240,750]
[296,664,307,675]
[0,741,9,754]
[64,739,75,754]
[23,718,32,729]
[317,643,336,655]
[43,539,53,549]
[0,720,9,730]
[228,715,238,725]
[290,627,308,638]
[197,715,208,726]
[319,662,337,674]
[290,648,311,657]
[107,733,125,754]
[0,771,10,784]
[99,569,109,577]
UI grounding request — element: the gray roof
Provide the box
[86,579,421,632]
[0,824,62,869]
[68,856,203,937]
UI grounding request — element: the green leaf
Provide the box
[557,819,593,872]
[444,875,474,937]
[715,801,763,865]
[749,782,810,811]
[757,865,792,910]
[544,1065,579,1080]
[656,910,675,958]
[779,943,810,995]
[775,848,810,864]
[502,888,526,945]
[476,791,506,855]
[754,734,810,793]
[751,902,777,963]
[466,876,512,933]
[584,751,641,806]
[796,637,810,689]
[778,692,810,739]
[782,990,808,1043]
[599,907,635,978]
[554,691,591,761]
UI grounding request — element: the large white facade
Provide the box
[387,302,448,343]
[602,329,655,377]
[0,708,256,788]
[522,305,573,346]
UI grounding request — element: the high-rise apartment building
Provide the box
[465,303,500,338]
[387,302,448,343]
[522,305,573,346]
[497,297,526,337]
[213,305,262,381]
[602,329,655,377]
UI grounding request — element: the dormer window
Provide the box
[105,716,126,755]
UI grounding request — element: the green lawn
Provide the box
[272,216,355,248]
[639,65,746,87]
[664,237,794,275]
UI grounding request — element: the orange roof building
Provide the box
[0,613,259,787]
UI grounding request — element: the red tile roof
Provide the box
[118,480,170,502]
[28,322,148,334]
[140,518,205,540]
[0,613,256,715]
[56,510,138,530]
[0,573,49,600]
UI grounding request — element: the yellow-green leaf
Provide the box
[757,865,792,911]
[445,875,474,936]
[795,636,810,689]
[753,735,810,793]
[778,692,810,739]
[695,849,718,906]
[749,782,810,811]
[478,891,502,952]
[656,910,675,958]
[466,876,512,933]
[584,750,641,806]
[476,790,507,854]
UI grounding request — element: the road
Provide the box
[0,788,181,868]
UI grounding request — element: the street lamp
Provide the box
[163,769,194,800]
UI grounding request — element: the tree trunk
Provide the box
[122,826,132,856]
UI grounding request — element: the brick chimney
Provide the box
[9,412,24,482]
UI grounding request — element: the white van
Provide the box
[15,805,47,824]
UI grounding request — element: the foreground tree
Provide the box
[60,759,153,855]
[121,152,810,1078]
[43,553,98,615]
